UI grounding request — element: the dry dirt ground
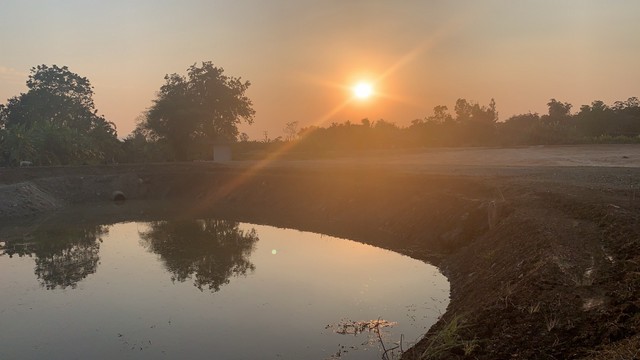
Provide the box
[1,144,639,359]
[281,144,640,169]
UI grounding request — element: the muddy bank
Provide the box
[1,163,639,359]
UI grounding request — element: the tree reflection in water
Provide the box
[139,219,259,292]
[1,225,107,289]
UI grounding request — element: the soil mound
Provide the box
[0,181,64,217]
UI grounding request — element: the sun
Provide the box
[353,82,373,99]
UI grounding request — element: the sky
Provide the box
[1,1,640,140]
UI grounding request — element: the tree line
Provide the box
[236,97,640,159]
[0,62,253,166]
[1,63,639,166]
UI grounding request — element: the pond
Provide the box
[0,218,449,359]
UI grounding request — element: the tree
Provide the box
[120,126,173,163]
[498,112,541,145]
[142,61,255,160]
[575,100,610,137]
[546,98,572,119]
[537,99,576,143]
[139,219,259,292]
[0,65,119,165]
[611,97,640,136]
[453,98,498,145]
[429,105,454,124]
[283,121,299,141]
[238,132,250,142]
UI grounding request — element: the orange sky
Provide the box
[1,1,639,140]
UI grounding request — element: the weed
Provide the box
[569,270,595,287]
[462,338,480,356]
[326,318,396,336]
[373,318,400,360]
[544,314,559,332]
[526,302,540,314]
[480,248,496,261]
[498,281,515,308]
[325,318,403,360]
[419,314,474,359]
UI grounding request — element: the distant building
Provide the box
[213,142,232,162]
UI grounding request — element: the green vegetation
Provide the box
[0,62,254,165]
[1,63,639,166]
[136,61,255,161]
[0,65,120,166]
[417,314,478,359]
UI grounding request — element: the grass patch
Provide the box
[417,314,478,359]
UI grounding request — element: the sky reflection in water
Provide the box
[0,219,449,359]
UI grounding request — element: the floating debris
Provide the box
[326,319,397,336]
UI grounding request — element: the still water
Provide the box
[0,219,449,359]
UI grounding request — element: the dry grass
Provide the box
[415,315,478,360]
[544,314,559,332]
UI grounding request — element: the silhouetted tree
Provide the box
[284,121,299,141]
[0,65,119,165]
[539,99,576,143]
[430,105,454,124]
[407,105,456,146]
[575,100,610,137]
[139,219,259,292]
[141,62,255,160]
[574,98,640,138]
[546,98,572,119]
[371,119,402,147]
[120,118,173,163]
[610,97,640,136]
[454,98,498,145]
[498,113,541,145]
[238,132,250,142]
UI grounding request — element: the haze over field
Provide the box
[1,1,640,139]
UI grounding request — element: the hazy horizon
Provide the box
[2,1,639,140]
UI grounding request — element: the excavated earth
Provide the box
[1,146,639,359]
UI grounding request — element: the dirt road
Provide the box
[269,143,640,169]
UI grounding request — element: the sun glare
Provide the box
[353,82,373,99]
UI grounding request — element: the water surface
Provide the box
[0,219,449,359]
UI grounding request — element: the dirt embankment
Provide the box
[1,161,639,359]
